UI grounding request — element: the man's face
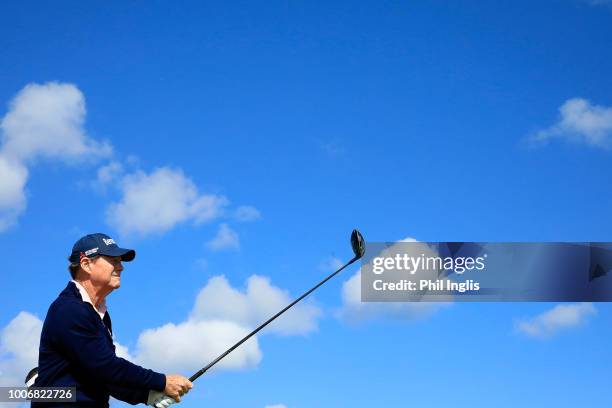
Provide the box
[85,255,124,291]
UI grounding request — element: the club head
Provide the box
[351,229,366,259]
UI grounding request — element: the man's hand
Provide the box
[164,374,193,401]
[147,391,176,408]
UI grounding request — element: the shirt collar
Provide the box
[71,280,107,319]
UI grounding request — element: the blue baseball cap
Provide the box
[68,233,136,263]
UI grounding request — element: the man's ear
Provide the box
[80,257,92,273]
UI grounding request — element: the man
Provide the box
[32,233,193,408]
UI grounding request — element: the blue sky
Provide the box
[0,1,611,407]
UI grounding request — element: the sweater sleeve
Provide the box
[52,301,166,392]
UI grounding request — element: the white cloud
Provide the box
[96,161,124,185]
[113,340,134,361]
[206,223,240,251]
[339,237,448,323]
[133,320,261,373]
[0,156,28,231]
[265,405,288,408]
[531,98,612,148]
[234,205,261,222]
[0,312,42,387]
[339,270,447,323]
[0,82,111,162]
[121,274,322,373]
[515,303,597,339]
[191,275,322,335]
[88,161,125,193]
[0,83,255,238]
[106,167,228,236]
[0,82,111,231]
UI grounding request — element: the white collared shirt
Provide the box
[71,280,108,320]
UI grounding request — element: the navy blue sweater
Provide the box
[32,282,165,407]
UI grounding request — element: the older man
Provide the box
[32,233,192,408]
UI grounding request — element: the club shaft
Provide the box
[189,255,359,382]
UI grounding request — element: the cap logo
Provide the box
[102,238,115,246]
[85,247,99,256]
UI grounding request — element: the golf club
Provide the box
[188,228,366,382]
